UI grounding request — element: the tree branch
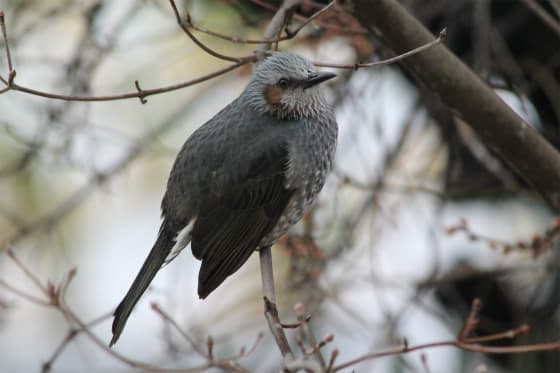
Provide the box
[256,0,301,57]
[2,61,246,102]
[168,0,248,63]
[0,7,251,102]
[349,0,560,212]
[260,246,294,359]
[184,0,336,45]
[520,0,560,37]
[0,10,13,72]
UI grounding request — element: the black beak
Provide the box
[303,71,337,89]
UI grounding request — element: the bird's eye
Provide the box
[277,78,289,88]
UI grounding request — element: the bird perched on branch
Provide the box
[110,52,337,346]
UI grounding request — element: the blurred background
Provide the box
[0,0,559,372]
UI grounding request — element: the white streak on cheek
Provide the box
[163,218,197,266]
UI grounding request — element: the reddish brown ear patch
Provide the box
[264,84,283,109]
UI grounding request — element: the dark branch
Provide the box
[350,0,560,212]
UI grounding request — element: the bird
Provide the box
[110,52,338,346]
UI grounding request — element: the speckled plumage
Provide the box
[111,52,337,346]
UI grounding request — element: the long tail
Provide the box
[110,221,176,346]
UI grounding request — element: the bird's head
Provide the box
[243,52,336,120]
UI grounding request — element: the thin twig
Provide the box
[459,298,481,341]
[236,332,264,358]
[326,348,338,372]
[0,10,14,72]
[4,61,246,102]
[420,353,431,373]
[6,249,48,293]
[256,0,301,56]
[168,0,248,63]
[150,302,208,358]
[3,250,252,373]
[520,0,560,37]
[163,0,335,47]
[186,18,291,44]
[59,268,77,301]
[42,311,113,373]
[332,335,560,372]
[249,0,367,35]
[285,0,337,37]
[42,329,78,373]
[280,315,312,329]
[260,246,294,359]
[307,334,334,358]
[547,0,560,18]
[331,300,547,371]
[314,28,447,69]
[0,278,51,306]
[0,8,250,102]
[466,324,530,344]
[294,302,326,368]
[134,80,147,104]
[0,83,223,250]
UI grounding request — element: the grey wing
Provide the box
[191,142,295,299]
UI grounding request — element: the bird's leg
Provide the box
[259,246,294,360]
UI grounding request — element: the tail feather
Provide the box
[110,221,177,346]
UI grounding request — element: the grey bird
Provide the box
[110,52,338,346]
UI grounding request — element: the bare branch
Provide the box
[42,311,114,373]
[0,10,14,73]
[285,0,337,37]
[547,0,560,18]
[294,302,326,368]
[520,0,560,37]
[3,61,246,102]
[2,250,254,373]
[249,0,367,35]
[349,0,560,212]
[458,298,481,341]
[445,216,560,257]
[168,0,249,63]
[0,88,218,250]
[256,0,301,56]
[260,247,294,359]
[0,278,50,306]
[185,0,337,45]
[151,302,208,358]
[333,321,554,371]
[0,8,252,103]
[134,80,147,104]
[6,249,48,293]
[314,28,446,69]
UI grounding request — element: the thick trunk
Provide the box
[349,0,560,211]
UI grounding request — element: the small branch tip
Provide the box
[134,80,147,104]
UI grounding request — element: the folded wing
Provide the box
[191,142,295,298]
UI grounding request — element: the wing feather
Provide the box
[191,143,294,299]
